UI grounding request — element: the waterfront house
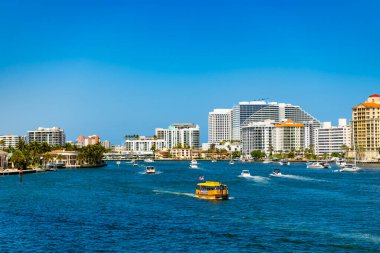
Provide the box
[47,150,80,168]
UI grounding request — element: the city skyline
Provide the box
[1,1,380,143]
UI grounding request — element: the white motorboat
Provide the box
[211,159,217,163]
[190,164,199,169]
[339,164,362,172]
[307,162,325,169]
[145,166,156,174]
[269,169,282,176]
[336,160,346,168]
[190,159,198,165]
[144,158,154,163]
[229,160,235,165]
[116,161,121,166]
[279,159,290,166]
[240,170,251,177]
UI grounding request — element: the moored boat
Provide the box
[307,162,325,169]
[195,181,229,200]
[279,159,290,166]
[339,164,362,172]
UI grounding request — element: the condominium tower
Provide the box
[272,120,305,153]
[208,109,232,144]
[28,127,66,146]
[352,94,380,160]
[156,123,200,149]
[0,134,20,149]
[314,119,351,156]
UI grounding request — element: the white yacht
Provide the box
[339,164,362,172]
[279,159,290,166]
[240,170,251,177]
[307,162,325,169]
[190,159,199,168]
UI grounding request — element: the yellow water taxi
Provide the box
[195,181,229,200]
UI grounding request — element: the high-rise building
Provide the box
[27,127,66,146]
[155,123,200,149]
[314,119,351,156]
[208,109,232,144]
[241,102,321,147]
[241,120,274,155]
[352,94,380,160]
[232,101,271,140]
[0,134,20,149]
[272,120,305,153]
[76,135,100,147]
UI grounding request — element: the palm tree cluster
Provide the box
[77,144,106,165]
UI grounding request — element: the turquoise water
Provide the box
[1,161,380,252]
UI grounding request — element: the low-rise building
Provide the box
[125,136,166,155]
[0,134,20,149]
[46,150,80,168]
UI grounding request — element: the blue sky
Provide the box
[0,0,379,144]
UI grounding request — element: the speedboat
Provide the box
[145,166,156,174]
[269,169,282,176]
[240,170,251,177]
[211,159,217,163]
[229,160,235,165]
[279,159,290,166]
[196,181,229,200]
[116,161,121,166]
[190,159,198,165]
[190,164,199,169]
[307,162,325,169]
[339,164,362,172]
[144,158,154,163]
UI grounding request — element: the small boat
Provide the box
[196,181,229,200]
[211,159,217,163]
[240,170,251,177]
[116,161,121,166]
[190,159,198,165]
[279,159,290,166]
[336,160,346,168]
[229,160,235,165]
[190,164,199,169]
[269,169,282,176]
[145,166,156,174]
[339,164,362,172]
[144,158,154,163]
[307,162,325,169]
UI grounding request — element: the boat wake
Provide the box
[272,174,326,182]
[138,171,163,175]
[238,175,269,183]
[153,190,197,198]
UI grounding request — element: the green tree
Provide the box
[251,150,266,161]
[10,150,26,169]
[231,151,241,159]
[0,140,5,150]
[287,151,295,159]
[150,145,157,159]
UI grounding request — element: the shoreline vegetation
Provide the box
[0,141,107,175]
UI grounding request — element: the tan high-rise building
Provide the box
[352,94,380,160]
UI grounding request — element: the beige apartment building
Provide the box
[352,94,380,160]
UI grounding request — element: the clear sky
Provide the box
[0,0,379,144]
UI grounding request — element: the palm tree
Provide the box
[0,140,5,150]
[150,145,157,159]
[10,150,26,169]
